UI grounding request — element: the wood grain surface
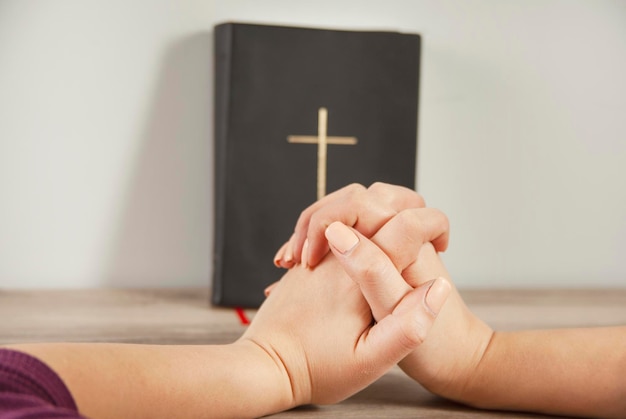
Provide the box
[1,288,625,418]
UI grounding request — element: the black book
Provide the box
[212,22,420,307]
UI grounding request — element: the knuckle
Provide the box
[308,211,330,233]
[335,184,367,212]
[388,210,428,252]
[414,192,426,207]
[345,183,366,196]
[369,182,426,209]
[396,209,418,227]
[400,315,428,348]
[397,209,426,237]
[357,258,394,286]
[367,181,389,193]
[345,188,368,212]
[367,182,395,204]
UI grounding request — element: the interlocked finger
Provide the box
[275,183,426,269]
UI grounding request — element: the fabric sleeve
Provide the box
[0,348,84,418]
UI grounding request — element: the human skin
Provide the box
[338,233,626,418]
[274,182,448,270]
[274,183,494,402]
[6,244,450,418]
[276,182,626,418]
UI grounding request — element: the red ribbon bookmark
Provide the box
[234,307,250,326]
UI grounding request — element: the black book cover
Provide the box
[213,22,420,307]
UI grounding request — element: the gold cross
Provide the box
[287,108,358,200]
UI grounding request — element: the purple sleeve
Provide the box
[0,348,84,418]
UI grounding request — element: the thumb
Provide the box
[357,277,451,367]
[324,221,451,367]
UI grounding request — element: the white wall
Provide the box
[1,0,625,288]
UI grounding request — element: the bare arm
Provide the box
[7,341,290,419]
[280,182,626,418]
[6,242,449,419]
[331,228,626,418]
[406,243,626,418]
[463,327,626,418]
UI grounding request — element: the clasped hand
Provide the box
[241,182,493,411]
[9,183,622,418]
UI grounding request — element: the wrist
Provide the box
[228,339,296,416]
[450,329,499,408]
[399,292,494,403]
[7,342,299,418]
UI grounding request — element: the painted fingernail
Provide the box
[273,242,287,267]
[301,238,309,269]
[424,277,451,316]
[264,282,278,297]
[325,222,359,254]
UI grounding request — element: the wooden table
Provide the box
[1,288,625,418]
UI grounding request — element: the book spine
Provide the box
[212,23,233,305]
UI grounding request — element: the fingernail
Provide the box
[273,242,287,267]
[301,238,309,268]
[325,222,359,254]
[264,283,276,297]
[424,277,451,316]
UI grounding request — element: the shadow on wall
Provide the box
[103,32,213,287]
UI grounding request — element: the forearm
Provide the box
[461,327,626,418]
[7,341,293,419]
